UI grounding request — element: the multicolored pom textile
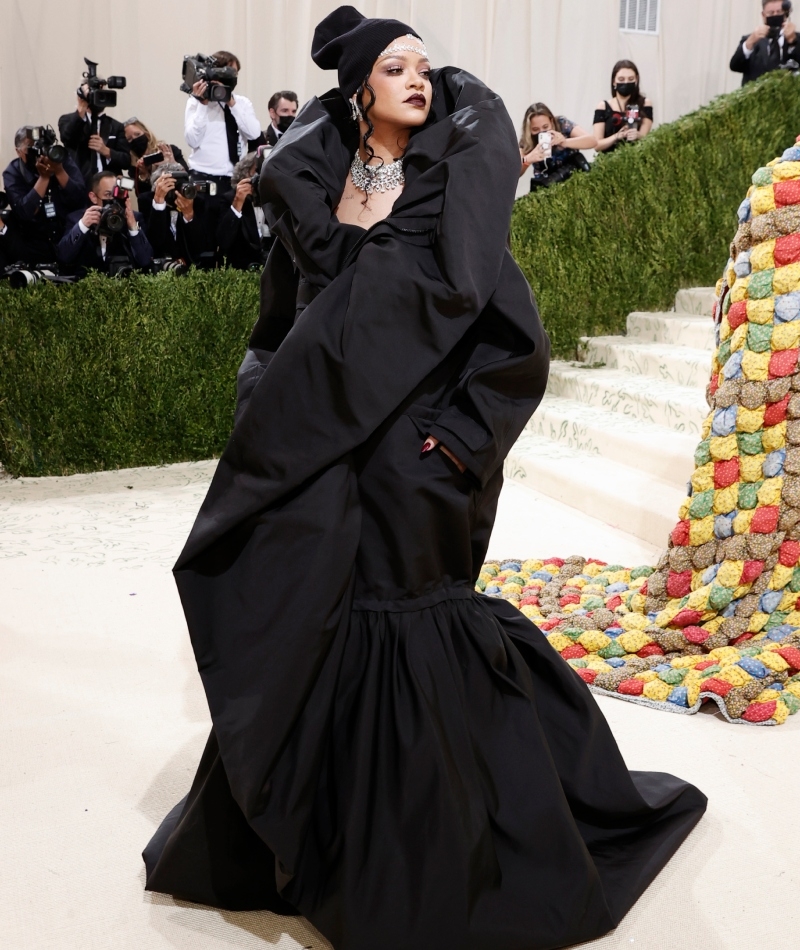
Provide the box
[479,139,800,725]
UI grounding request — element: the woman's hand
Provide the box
[522,144,545,166]
[421,436,466,473]
[624,128,640,142]
[550,130,566,148]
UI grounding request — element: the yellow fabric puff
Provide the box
[772,161,800,180]
[703,616,725,634]
[762,421,787,453]
[730,276,751,303]
[710,434,738,461]
[673,655,704,669]
[678,499,691,520]
[547,633,573,653]
[786,682,800,700]
[689,516,716,546]
[730,323,748,352]
[583,563,602,576]
[772,702,790,724]
[620,613,649,631]
[737,406,765,433]
[746,298,775,324]
[751,184,777,215]
[577,631,610,652]
[758,651,790,672]
[733,509,755,534]
[520,605,540,620]
[771,563,795,589]
[740,454,766,482]
[748,611,770,632]
[778,589,796,611]
[709,646,741,664]
[690,571,706,592]
[634,670,659,683]
[686,587,711,610]
[716,560,744,588]
[643,680,673,703]
[774,261,800,295]
[755,689,782,703]
[772,321,800,350]
[561,603,580,614]
[617,630,652,654]
[692,463,715,493]
[719,317,733,342]
[686,681,702,707]
[750,239,777,271]
[702,414,714,439]
[784,610,800,626]
[718,665,752,687]
[521,559,542,572]
[741,350,771,381]
[733,585,750,599]
[757,477,783,506]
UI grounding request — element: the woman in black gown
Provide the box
[143,8,707,949]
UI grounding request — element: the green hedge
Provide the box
[511,69,800,356]
[0,269,258,475]
[3,72,800,476]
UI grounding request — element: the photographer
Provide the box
[2,127,87,264]
[519,104,596,192]
[183,50,261,201]
[146,162,215,267]
[593,61,653,154]
[123,118,188,224]
[731,1,798,85]
[216,153,272,269]
[264,90,299,146]
[57,170,152,277]
[59,80,131,189]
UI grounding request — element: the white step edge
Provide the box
[529,394,698,488]
[675,287,716,317]
[578,336,713,391]
[505,431,684,548]
[546,362,709,435]
[627,311,716,351]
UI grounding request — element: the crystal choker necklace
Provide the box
[350,153,404,195]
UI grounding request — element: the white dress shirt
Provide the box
[184,95,262,176]
[741,32,785,59]
[77,216,140,259]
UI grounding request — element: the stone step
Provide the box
[504,431,684,548]
[546,361,709,435]
[529,394,697,488]
[578,337,712,390]
[626,311,716,351]
[675,286,716,317]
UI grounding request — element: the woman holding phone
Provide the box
[519,102,596,191]
[593,60,653,154]
[122,118,188,197]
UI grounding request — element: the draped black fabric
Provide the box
[143,67,707,950]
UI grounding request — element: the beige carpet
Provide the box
[1,464,797,949]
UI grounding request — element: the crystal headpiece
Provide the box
[378,34,429,60]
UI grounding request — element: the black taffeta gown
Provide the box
[143,67,707,950]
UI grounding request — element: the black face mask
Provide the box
[129,134,149,157]
[24,149,38,172]
[615,82,638,98]
[277,114,295,133]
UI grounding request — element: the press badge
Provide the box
[43,201,56,218]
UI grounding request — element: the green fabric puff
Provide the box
[738,481,762,509]
[738,431,764,455]
[748,269,775,300]
[689,490,715,519]
[748,323,774,352]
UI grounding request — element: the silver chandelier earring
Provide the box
[349,96,363,123]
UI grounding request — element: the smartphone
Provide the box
[142,150,164,168]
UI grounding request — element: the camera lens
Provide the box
[48,144,67,164]
[180,183,198,200]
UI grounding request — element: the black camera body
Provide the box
[1,261,59,289]
[97,178,134,235]
[151,257,189,276]
[181,53,238,102]
[26,126,67,165]
[164,171,217,208]
[78,57,126,111]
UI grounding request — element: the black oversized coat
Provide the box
[144,68,706,950]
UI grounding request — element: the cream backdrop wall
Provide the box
[0,0,764,198]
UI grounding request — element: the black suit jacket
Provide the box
[145,198,215,265]
[730,33,799,85]
[265,126,281,147]
[58,111,131,188]
[216,193,267,269]
[56,208,153,276]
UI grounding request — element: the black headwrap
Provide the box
[311,5,423,98]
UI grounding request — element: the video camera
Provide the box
[97,176,134,235]
[164,170,217,208]
[181,53,238,102]
[767,1,793,39]
[25,126,67,165]
[78,57,127,111]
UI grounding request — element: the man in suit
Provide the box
[2,127,87,264]
[57,170,153,277]
[216,153,272,270]
[59,82,131,189]
[731,0,798,85]
[146,162,216,267]
[264,90,299,146]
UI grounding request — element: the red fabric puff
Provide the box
[540,619,559,631]
[575,668,597,684]
[520,595,539,607]
[764,394,791,427]
[731,632,754,646]
[606,595,623,610]
[640,581,649,595]
[775,180,800,207]
[666,570,693,598]
[618,679,645,696]
[740,560,765,583]
[546,558,565,568]
[559,594,581,606]
[586,559,607,566]
[779,540,800,567]
[672,521,690,546]
[694,660,716,671]
[700,677,733,697]
[727,300,748,329]
[714,458,740,489]
[775,232,800,267]
[742,700,778,723]
[684,626,710,644]
[709,374,720,397]
[637,643,665,658]
[751,506,780,533]
[561,644,588,660]
[769,348,799,378]
[777,646,800,670]
[671,608,704,627]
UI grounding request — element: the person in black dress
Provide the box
[593,59,654,155]
[143,8,706,949]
